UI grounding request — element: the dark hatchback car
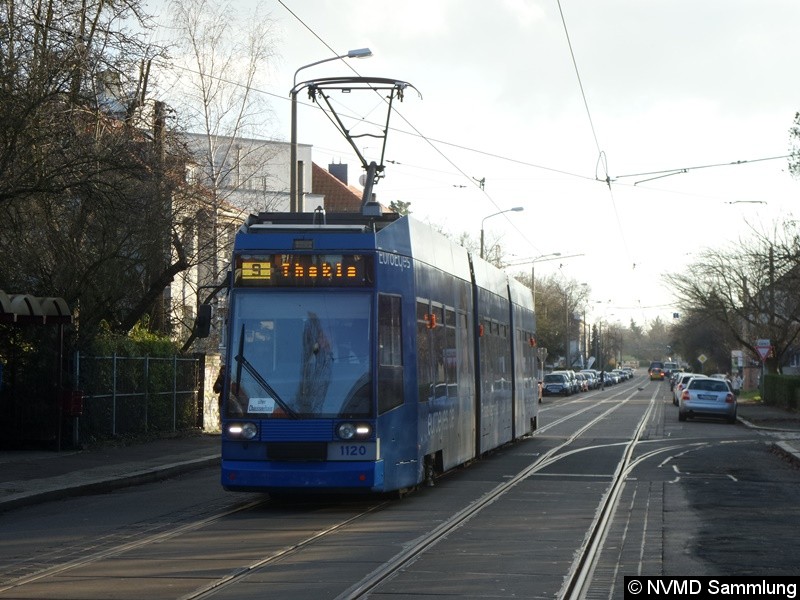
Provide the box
[648,360,664,373]
[542,373,571,396]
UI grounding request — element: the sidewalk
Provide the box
[736,400,800,466]
[0,432,220,512]
[1,401,799,513]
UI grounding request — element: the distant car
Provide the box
[542,373,571,396]
[669,370,683,390]
[663,361,679,378]
[580,370,599,389]
[575,372,590,392]
[552,370,579,394]
[649,367,665,381]
[648,361,665,375]
[679,377,737,423]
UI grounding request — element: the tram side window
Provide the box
[378,294,402,367]
[456,311,473,398]
[378,294,404,414]
[416,300,433,401]
[445,308,457,386]
[431,303,448,399]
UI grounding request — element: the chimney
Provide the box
[328,163,348,185]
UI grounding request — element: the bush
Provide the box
[763,374,800,411]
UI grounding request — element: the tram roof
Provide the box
[237,212,474,282]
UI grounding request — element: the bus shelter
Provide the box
[0,291,73,448]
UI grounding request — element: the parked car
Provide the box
[600,370,615,385]
[672,373,706,406]
[669,371,682,390]
[580,370,599,389]
[575,372,590,392]
[678,377,737,423]
[542,373,572,396]
[552,370,579,394]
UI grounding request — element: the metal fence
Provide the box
[74,353,202,441]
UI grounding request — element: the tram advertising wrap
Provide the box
[220,212,538,495]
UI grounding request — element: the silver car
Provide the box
[678,377,737,423]
[672,373,706,406]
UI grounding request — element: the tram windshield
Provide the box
[226,291,372,418]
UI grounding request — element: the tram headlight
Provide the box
[336,422,372,440]
[227,422,258,440]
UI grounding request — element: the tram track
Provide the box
[0,493,396,600]
[560,383,659,600]
[176,380,656,600]
[0,498,268,595]
[333,381,656,599]
[1,377,673,600]
[175,379,653,600]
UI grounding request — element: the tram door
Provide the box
[415,298,471,471]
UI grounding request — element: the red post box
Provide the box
[61,389,84,417]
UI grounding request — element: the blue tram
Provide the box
[220,210,538,494]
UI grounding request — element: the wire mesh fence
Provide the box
[75,354,202,441]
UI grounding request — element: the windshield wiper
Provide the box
[233,324,298,418]
[234,347,299,419]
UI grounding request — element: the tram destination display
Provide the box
[235,254,373,287]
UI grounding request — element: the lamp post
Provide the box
[289,48,372,212]
[480,207,523,260]
[506,252,583,312]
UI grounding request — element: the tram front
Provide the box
[221,251,382,493]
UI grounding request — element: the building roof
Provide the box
[311,163,364,212]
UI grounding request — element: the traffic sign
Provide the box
[756,338,772,362]
[698,354,707,364]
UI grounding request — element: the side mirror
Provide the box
[195,303,212,338]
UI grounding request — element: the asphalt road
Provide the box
[1,377,798,599]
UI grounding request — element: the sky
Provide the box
[145,0,800,329]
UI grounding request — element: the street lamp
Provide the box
[505,252,584,311]
[289,48,373,212]
[480,207,524,259]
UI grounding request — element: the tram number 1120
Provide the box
[326,442,378,461]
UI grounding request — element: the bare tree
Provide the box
[167,0,281,217]
[0,0,201,347]
[164,0,282,348]
[668,309,732,373]
[664,222,800,374]
[0,0,166,205]
[789,112,800,179]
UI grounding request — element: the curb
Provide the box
[772,442,800,468]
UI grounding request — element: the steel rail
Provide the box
[336,384,643,599]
